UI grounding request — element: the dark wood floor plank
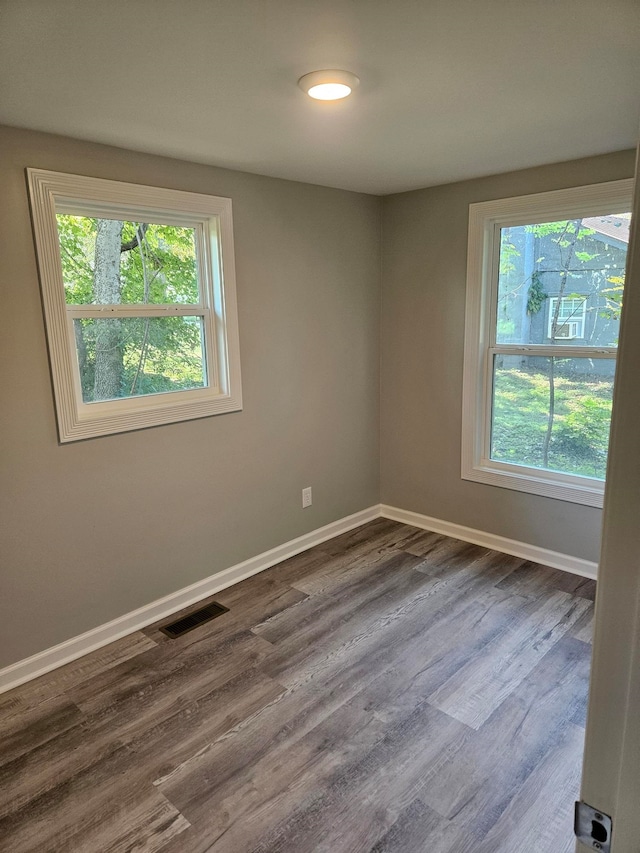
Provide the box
[214,573,309,616]
[314,518,409,556]
[152,667,381,803]
[0,630,274,820]
[415,545,526,585]
[261,554,528,696]
[160,692,396,847]
[289,547,413,598]
[263,522,430,599]
[245,702,469,853]
[571,608,595,644]
[369,799,476,853]
[0,693,83,770]
[469,721,584,853]
[70,625,272,715]
[146,581,310,649]
[0,631,157,718]
[419,636,592,836]
[0,522,594,853]
[163,580,509,824]
[497,559,597,601]
[428,590,591,728]
[405,533,491,571]
[258,569,442,687]
[252,550,425,644]
[164,666,468,853]
[0,668,283,852]
[7,788,190,853]
[249,547,342,589]
[65,790,191,853]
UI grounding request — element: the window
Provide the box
[28,169,242,442]
[462,179,633,507]
[546,297,587,340]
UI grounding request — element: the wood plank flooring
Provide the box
[0,519,595,852]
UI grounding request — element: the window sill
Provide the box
[59,388,243,442]
[462,459,605,508]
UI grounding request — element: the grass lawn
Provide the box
[491,362,614,480]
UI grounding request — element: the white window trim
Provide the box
[462,178,634,508]
[27,169,242,442]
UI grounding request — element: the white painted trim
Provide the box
[461,178,634,509]
[0,502,597,696]
[0,505,378,696]
[380,504,598,579]
[26,168,243,442]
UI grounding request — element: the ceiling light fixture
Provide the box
[298,69,360,101]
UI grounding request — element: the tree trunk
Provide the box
[93,219,124,400]
[541,219,581,467]
[542,356,555,468]
[74,320,89,398]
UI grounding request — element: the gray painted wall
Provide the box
[0,126,381,669]
[0,124,635,672]
[380,150,636,563]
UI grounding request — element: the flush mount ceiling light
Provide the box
[298,69,360,101]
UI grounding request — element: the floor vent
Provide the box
[160,602,229,638]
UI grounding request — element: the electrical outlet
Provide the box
[302,486,312,508]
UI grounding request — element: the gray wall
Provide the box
[380,150,636,563]
[0,125,381,669]
[1,123,635,672]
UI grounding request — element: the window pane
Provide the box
[491,355,614,480]
[74,317,207,402]
[57,216,199,305]
[496,213,630,347]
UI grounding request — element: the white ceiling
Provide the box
[1,0,638,195]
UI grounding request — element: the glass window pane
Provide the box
[57,216,200,305]
[496,213,630,347]
[491,355,615,480]
[74,317,207,402]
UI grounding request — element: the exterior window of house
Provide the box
[28,169,242,442]
[546,297,587,340]
[462,179,633,507]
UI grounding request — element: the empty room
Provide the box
[1,1,640,851]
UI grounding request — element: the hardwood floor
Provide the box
[0,519,595,852]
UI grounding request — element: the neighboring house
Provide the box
[498,214,630,375]
[535,214,629,348]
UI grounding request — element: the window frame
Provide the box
[27,169,242,442]
[546,296,587,340]
[462,178,634,508]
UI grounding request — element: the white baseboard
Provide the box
[380,504,598,580]
[0,505,379,696]
[0,501,597,696]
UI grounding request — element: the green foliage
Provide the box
[56,215,199,305]
[498,217,627,347]
[75,316,205,403]
[600,274,625,321]
[499,235,520,277]
[56,214,95,303]
[491,365,613,479]
[119,221,199,304]
[57,215,203,401]
[496,317,516,338]
[526,271,546,315]
[555,397,611,460]
[527,220,596,246]
[575,251,597,263]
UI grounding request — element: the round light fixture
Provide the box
[298,69,360,101]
